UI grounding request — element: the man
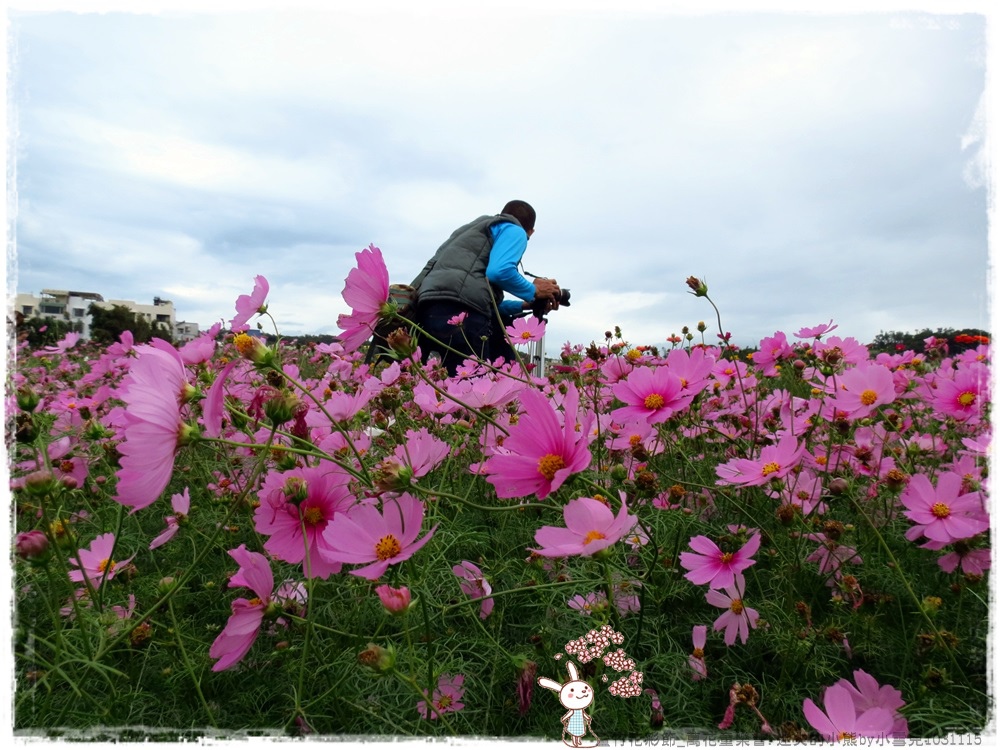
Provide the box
[411,200,561,375]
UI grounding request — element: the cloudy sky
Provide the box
[4,0,995,354]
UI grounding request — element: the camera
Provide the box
[531,287,571,319]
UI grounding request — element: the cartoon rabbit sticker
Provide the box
[538,660,601,748]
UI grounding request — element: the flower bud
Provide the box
[375,584,412,616]
[16,386,40,412]
[22,469,60,496]
[685,276,708,297]
[129,622,154,648]
[233,332,278,368]
[283,476,309,506]
[374,458,414,492]
[357,642,396,674]
[263,390,301,426]
[827,478,849,496]
[386,328,417,357]
[697,321,707,333]
[15,530,50,561]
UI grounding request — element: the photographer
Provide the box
[411,200,562,375]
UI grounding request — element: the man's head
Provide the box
[501,200,536,233]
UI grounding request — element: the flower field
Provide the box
[9,250,993,741]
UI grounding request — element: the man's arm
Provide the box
[487,223,561,304]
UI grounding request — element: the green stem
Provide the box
[848,495,968,681]
[166,598,218,727]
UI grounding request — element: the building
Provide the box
[14,289,197,341]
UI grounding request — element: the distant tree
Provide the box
[868,327,990,356]
[88,303,173,345]
[16,316,80,349]
[287,334,340,346]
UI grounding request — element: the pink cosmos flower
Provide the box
[506,316,546,344]
[255,465,357,579]
[447,374,524,411]
[715,434,804,487]
[568,591,609,616]
[932,363,989,422]
[795,319,839,339]
[834,669,908,738]
[230,275,269,330]
[452,561,495,619]
[417,674,466,720]
[830,363,897,419]
[110,594,137,634]
[611,366,695,425]
[805,537,862,576]
[336,244,391,351]
[900,471,990,544]
[679,532,760,590]
[663,351,715,402]
[705,575,759,646]
[41,331,81,355]
[149,487,191,550]
[114,341,192,511]
[689,625,708,680]
[16,530,49,560]
[320,493,437,579]
[936,545,990,576]
[381,428,451,488]
[612,578,642,616]
[69,533,135,586]
[532,495,637,558]
[803,684,895,742]
[178,332,217,365]
[106,330,135,357]
[375,584,412,615]
[210,545,278,671]
[201,359,239,438]
[447,311,468,326]
[752,332,793,376]
[482,385,593,500]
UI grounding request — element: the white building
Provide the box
[14,289,193,341]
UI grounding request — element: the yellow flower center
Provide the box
[761,461,781,477]
[860,389,878,406]
[582,530,607,546]
[839,733,856,741]
[729,599,744,615]
[375,535,403,561]
[98,558,115,574]
[720,552,734,564]
[628,434,642,447]
[520,331,533,340]
[815,456,827,466]
[302,506,324,526]
[537,454,566,481]
[691,647,704,659]
[958,391,976,407]
[248,597,262,607]
[436,695,453,710]
[931,502,951,519]
[234,332,256,358]
[625,348,642,362]
[644,393,666,410]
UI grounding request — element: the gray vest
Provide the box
[411,214,521,317]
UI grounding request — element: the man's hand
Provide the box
[533,278,562,310]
